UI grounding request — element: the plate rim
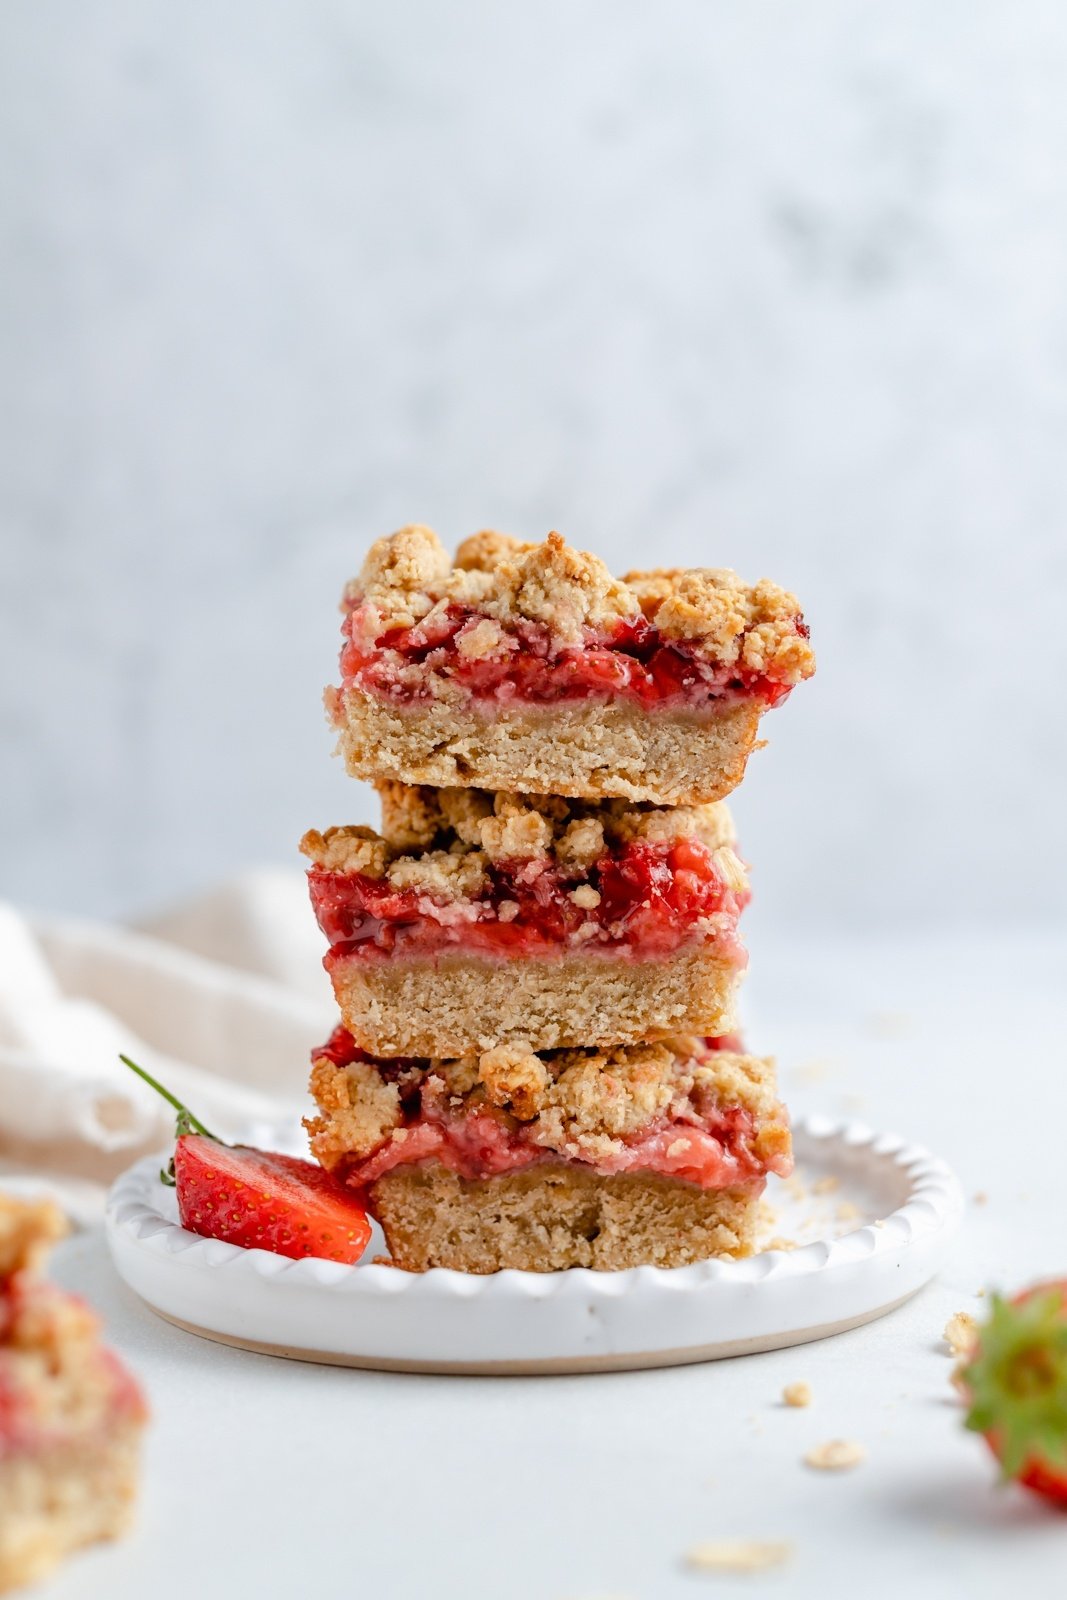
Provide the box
[105,1113,965,1300]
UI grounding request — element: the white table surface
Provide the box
[45,931,1067,1599]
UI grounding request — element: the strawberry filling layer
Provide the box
[309,837,748,964]
[318,1029,787,1192]
[341,603,807,711]
[348,1114,771,1190]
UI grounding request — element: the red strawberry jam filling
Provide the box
[341,602,807,712]
[309,837,748,965]
[316,1028,788,1192]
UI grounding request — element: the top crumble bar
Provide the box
[327,526,815,804]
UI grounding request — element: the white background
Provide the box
[2,1,1066,931]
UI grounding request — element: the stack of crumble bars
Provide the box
[303,528,814,1272]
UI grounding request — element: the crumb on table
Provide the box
[804,1439,866,1471]
[943,1311,978,1357]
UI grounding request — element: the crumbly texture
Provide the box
[331,690,764,805]
[300,786,740,900]
[370,1165,760,1271]
[345,526,813,672]
[0,1194,146,1594]
[0,1428,141,1595]
[308,1041,787,1173]
[324,947,741,1056]
[782,1381,812,1408]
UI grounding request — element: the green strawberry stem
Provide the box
[119,1054,221,1185]
[963,1289,1067,1480]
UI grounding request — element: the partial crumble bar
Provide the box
[327,527,814,804]
[301,787,748,1053]
[0,1195,147,1594]
[306,1028,791,1271]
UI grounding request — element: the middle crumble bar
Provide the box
[301,785,749,1056]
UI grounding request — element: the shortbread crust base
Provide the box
[334,690,763,805]
[371,1165,759,1272]
[0,1426,141,1595]
[328,948,741,1055]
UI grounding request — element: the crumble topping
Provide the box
[384,849,489,901]
[301,788,741,903]
[306,1040,788,1174]
[299,825,391,879]
[344,526,814,673]
[479,1044,549,1120]
[307,1057,403,1163]
[782,1381,813,1408]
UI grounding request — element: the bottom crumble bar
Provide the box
[372,1166,759,1272]
[307,1029,790,1271]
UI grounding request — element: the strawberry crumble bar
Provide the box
[301,785,749,1055]
[0,1195,146,1593]
[327,527,814,806]
[307,1027,791,1271]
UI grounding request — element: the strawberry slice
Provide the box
[119,1055,371,1266]
[172,1136,372,1263]
[960,1282,1067,1507]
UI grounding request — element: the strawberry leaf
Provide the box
[119,1054,222,1191]
[963,1289,1067,1481]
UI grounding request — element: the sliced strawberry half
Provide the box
[173,1136,371,1264]
[961,1282,1067,1507]
[119,1055,371,1266]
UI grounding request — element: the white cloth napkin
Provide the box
[0,872,335,1221]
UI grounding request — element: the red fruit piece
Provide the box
[174,1135,372,1265]
[961,1282,1067,1507]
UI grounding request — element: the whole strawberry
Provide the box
[960,1283,1067,1507]
[120,1055,371,1266]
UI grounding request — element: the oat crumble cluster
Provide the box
[345,525,814,676]
[300,786,743,904]
[301,526,813,1271]
[307,1033,790,1181]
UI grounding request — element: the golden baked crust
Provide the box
[331,691,764,805]
[322,946,741,1056]
[300,787,741,902]
[370,1166,760,1271]
[307,1039,788,1176]
[344,526,814,673]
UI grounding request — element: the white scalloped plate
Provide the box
[105,1116,963,1374]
